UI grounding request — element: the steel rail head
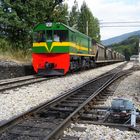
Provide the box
[0,63,131,139]
[0,75,38,86]
[0,72,122,135]
[44,71,129,140]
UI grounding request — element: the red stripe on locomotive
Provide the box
[32,53,70,75]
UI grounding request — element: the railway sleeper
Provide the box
[65,99,85,103]
[39,110,64,118]
[91,98,97,103]
[85,110,107,115]
[100,92,113,96]
[96,99,107,102]
[17,121,57,129]
[68,97,88,100]
[62,100,83,104]
[87,101,95,107]
[92,106,110,110]
[71,94,90,98]
[25,117,57,123]
[95,96,101,101]
[83,105,90,111]
[9,127,51,137]
[80,89,97,92]
[71,114,80,122]
[57,103,79,108]
[49,106,74,113]
[78,109,85,115]
[36,108,72,119]
[101,89,114,94]
[94,101,106,105]
[96,95,106,100]
[80,114,105,121]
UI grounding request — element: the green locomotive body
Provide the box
[33,22,93,55]
[32,22,95,75]
[32,22,124,75]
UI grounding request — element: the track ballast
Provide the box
[0,63,135,140]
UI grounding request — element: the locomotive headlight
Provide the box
[46,22,52,27]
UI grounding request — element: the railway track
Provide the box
[0,63,133,140]
[63,105,140,139]
[61,68,140,139]
[0,75,55,92]
[0,62,126,93]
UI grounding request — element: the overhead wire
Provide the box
[99,21,140,28]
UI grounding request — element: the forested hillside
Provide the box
[108,36,139,61]
[102,30,140,46]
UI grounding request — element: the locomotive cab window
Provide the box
[34,31,45,42]
[46,30,52,42]
[54,30,68,42]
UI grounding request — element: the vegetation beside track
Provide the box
[0,38,31,63]
[0,1,100,62]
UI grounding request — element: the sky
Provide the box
[65,0,140,40]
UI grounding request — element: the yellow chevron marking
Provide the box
[33,42,50,52]
[33,42,89,52]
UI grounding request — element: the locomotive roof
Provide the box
[33,22,91,39]
[60,23,91,38]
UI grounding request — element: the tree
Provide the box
[52,3,68,25]
[131,37,139,55]
[77,2,100,41]
[0,0,68,49]
[124,48,130,61]
[69,0,79,29]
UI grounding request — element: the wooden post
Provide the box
[139,39,140,63]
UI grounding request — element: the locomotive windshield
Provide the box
[46,30,52,42]
[34,30,68,42]
[34,31,45,42]
[53,30,68,42]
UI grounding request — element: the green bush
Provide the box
[0,38,12,52]
[0,38,31,62]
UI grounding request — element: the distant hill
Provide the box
[107,36,139,61]
[102,30,140,46]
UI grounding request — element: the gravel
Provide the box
[63,123,140,140]
[103,70,140,110]
[63,63,140,140]
[122,61,134,70]
[0,62,125,125]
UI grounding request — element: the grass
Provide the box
[0,39,32,64]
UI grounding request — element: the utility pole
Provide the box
[139,39,140,63]
[86,21,88,36]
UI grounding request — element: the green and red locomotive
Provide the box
[32,22,124,75]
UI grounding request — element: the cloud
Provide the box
[66,0,140,40]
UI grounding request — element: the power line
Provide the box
[100,21,140,24]
[100,25,140,27]
[99,21,140,28]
